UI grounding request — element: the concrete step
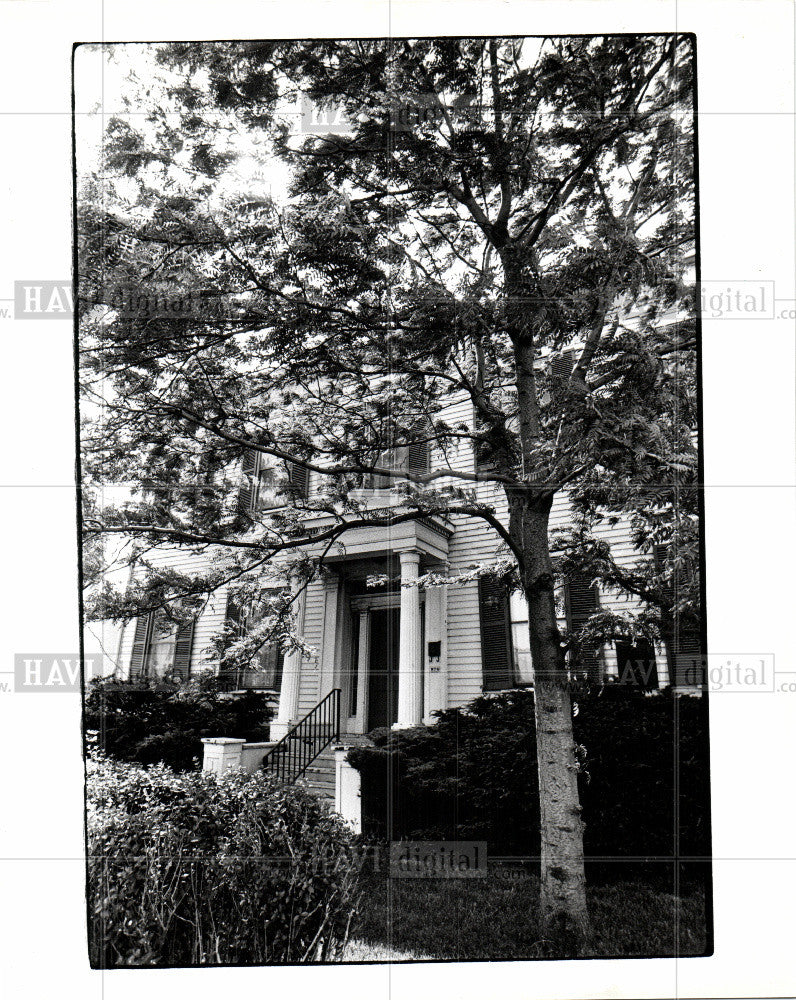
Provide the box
[297,736,373,801]
[302,747,336,800]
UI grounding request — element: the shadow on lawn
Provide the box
[352,860,708,961]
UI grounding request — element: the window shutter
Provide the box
[551,348,575,380]
[478,577,514,691]
[288,461,310,498]
[671,623,702,688]
[653,543,669,573]
[129,614,151,678]
[616,638,659,690]
[407,440,429,476]
[172,620,195,680]
[237,449,258,514]
[565,571,600,679]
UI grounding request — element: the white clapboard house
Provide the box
[86,348,700,820]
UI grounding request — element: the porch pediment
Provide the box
[302,506,451,564]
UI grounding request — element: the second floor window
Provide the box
[238,449,310,514]
[367,440,430,488]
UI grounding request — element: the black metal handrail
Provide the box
[262,688,341,784]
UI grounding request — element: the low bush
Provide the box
[84,672,272,770]
[347,688,710,880]
[87,755,361,966]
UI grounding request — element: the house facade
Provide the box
[100,386,699,752]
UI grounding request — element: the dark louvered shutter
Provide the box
[288,461,310,498]
[237,449,258,514]
[650,543,703,687]
[478,577,514,691]
[671,624,703,689]
[172,620,195,680]
[407,440,429,476]
[223,593,242,654]
[218,594,242,689]
[129,614,151,678]
[616,638,659,690]
[653,543,669,573]
[551,348,575,380]
[566,571,600,679]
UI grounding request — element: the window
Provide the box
[237,449,310,515]
[366,440,429,489]
[508,590,534,686]
[129,612,195,680]
[222,592,285,691]
[473,413,494,473]
[615,638,658,690]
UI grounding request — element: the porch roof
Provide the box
[300,506,452,564]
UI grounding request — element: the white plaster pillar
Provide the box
[201,737,245,775]
[318,572,341,700]
[396,549,423,728]
[270,577,306,741]
[334,747,362,833]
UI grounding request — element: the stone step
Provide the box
[302,746,336,800]
[295,737,372,801]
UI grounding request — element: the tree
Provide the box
[78,35,696,951]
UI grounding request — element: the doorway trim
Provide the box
[346,591,425,734]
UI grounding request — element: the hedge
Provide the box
[84,672,272,771]
[347,688,710,883]
[87,755,361,966]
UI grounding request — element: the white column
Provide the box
[396,549,423,728]
[270,578,306,741]
[352,610,370,733]
[318,573,341,699]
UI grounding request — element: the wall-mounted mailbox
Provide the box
[427,640,441,663]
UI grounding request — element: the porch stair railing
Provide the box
[261,688,341,784]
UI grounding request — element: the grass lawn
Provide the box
[351,862,708,961]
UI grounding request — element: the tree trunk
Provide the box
[502,251,590,951]
[511,492,590,954]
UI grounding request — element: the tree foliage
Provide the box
[79,36,696,626]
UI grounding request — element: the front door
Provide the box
[367,607,400,730]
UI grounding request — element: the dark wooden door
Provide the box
[367,607,400,730]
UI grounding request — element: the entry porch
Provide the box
[270,511,452,740]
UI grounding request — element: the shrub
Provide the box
[347,688,710,882]
[87,755,361,966]
[84,672,272,770]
